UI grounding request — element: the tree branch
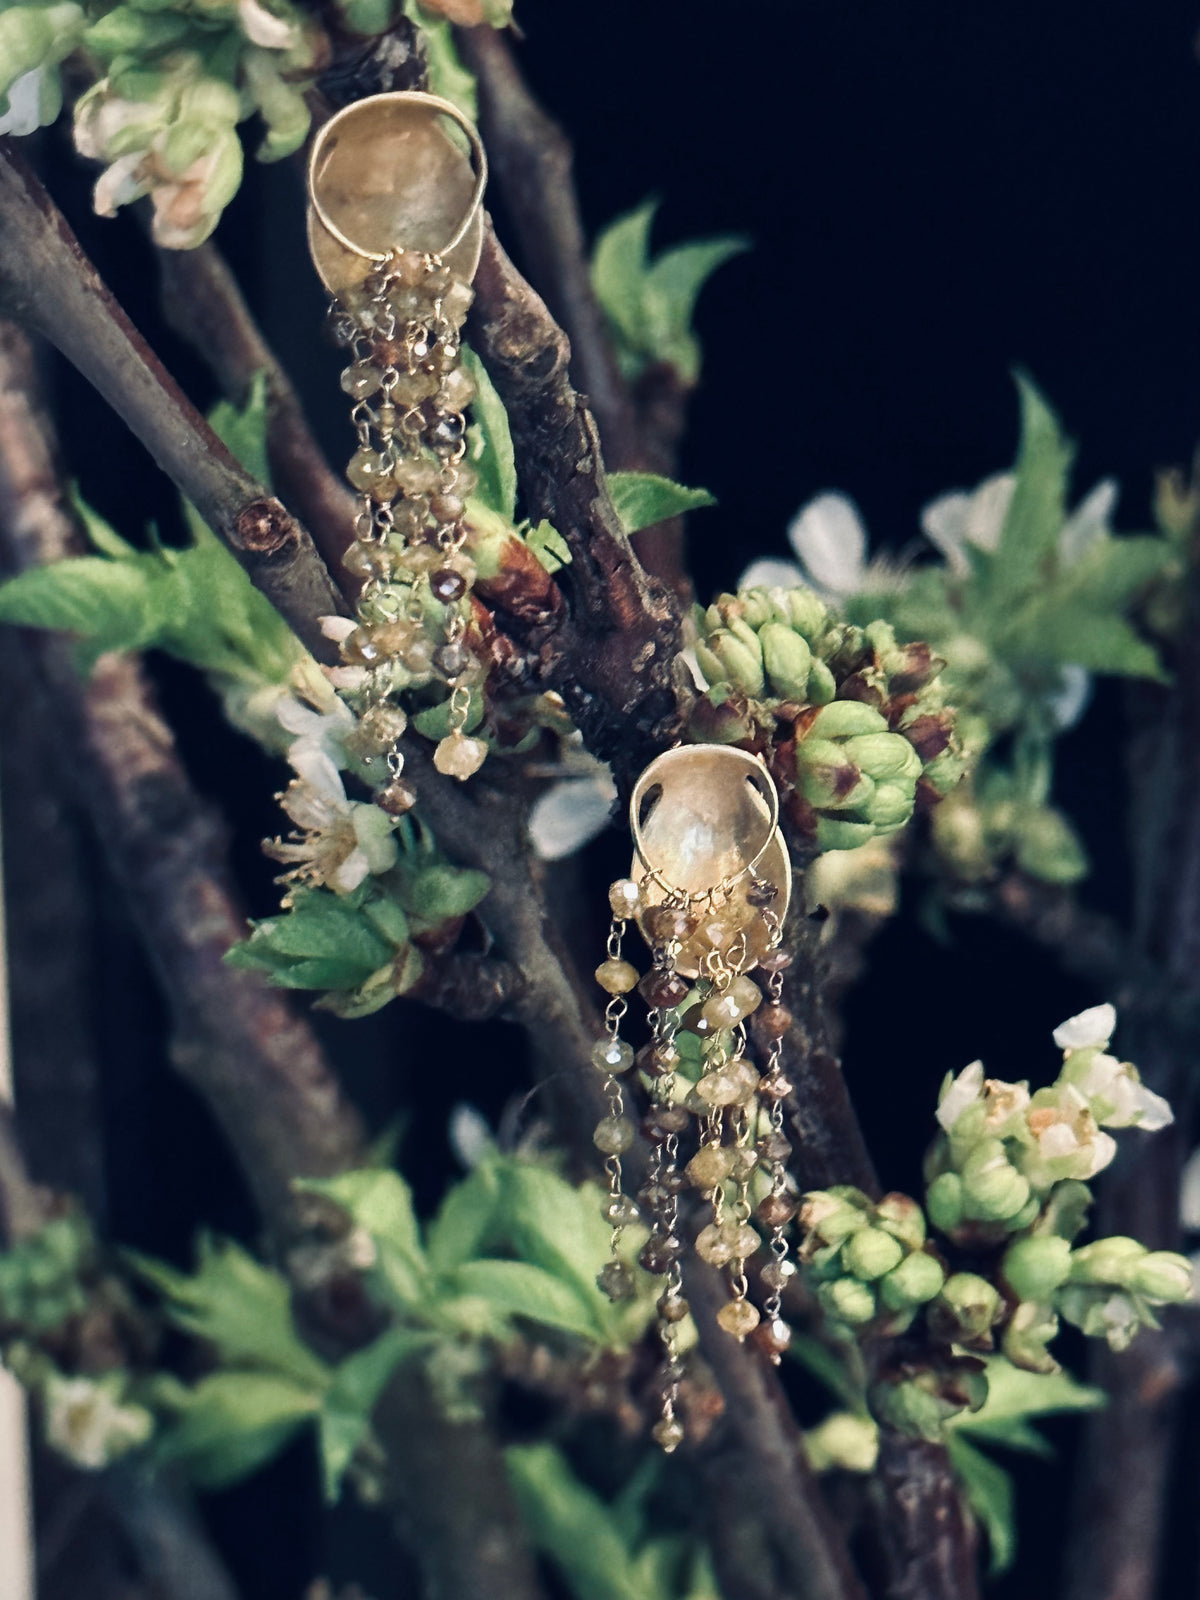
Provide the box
[0,143,347,658]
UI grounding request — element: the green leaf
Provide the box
[449,1258,605,1342]
[641,236,748,381]
[157,1371,320,1490]
[296,1170,424,1265]
[462,347,517,520]
[987,373,1074,604]
[945,1434,1016,1576]
[0,557,169,655]
[72,491,138,559]
[954,1358,1104,1439]
[400,1,476,113]
[208,372,271,487]
[247,893,395,968]
[607,471,715,534]
[426,1162,503,1273]
[526,519,572,574]
[1002,606,1165,680]
[507,1443,651,1600]
[318,1326,431,1500]
[1063,535,1173,610]
[591,199,657,352]
[127,1236,329,1389]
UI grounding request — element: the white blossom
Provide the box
[936,1060,984,1132]
[1053,1003,1117,1053]
[43,1375,153,1470]
[920,473,1015,577]
[1073,1051,1173,1132]
[266,746,396,895]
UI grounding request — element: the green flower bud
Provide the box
[1002,1236,1072,1302]
[694,639,730,689]
[799,740,873,811]
[875,1192,927,1250]
[808,701,889,740]
[803,1411,879,1474]
[818,1276,877,1326]
[1068,1236,1146,1288]
[842,732,923,783]
[177,78,241,127]
[705,630,765,696]
[0,4,82,100]
[786,587,830,640]
[806,656,837,704]
[760,622,813,700]
[842,1227,905,1282]
[1131,1251,1193,1303]
[800,1188,873,1248]
[1057,1284,1142,1351]
[925,1171,964,1234]
[879,1251,945,1310]
[1037,1179,1093,1241]
[960,1139,1031,1222]
[936,1272,1002,1341]
[735,588,779,629]
[815,816,878,852]
[865,778,917,833]
[1001,1300,1061,1375]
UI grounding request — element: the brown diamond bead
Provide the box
[657,1291,690,1324]
[639,1234,684,1274]
[751,1004,793,1045]
[376,780,417,816]
[643,904,692,944]
[760,1259,796,1292]
[680,1004,719,1038]
[758,1131,793,1165]
[636,1043,681,1079]
[597,1260,637,1302]
[429,489,464,522]
[757,1192,799,1228]
[430,567,468,602]
[757,948,794,974]
[752,1316,793,1362]
[434,641,472,677]
[643,1104,691,1141]
[758,1072,795,1101]
[639,969,691,1009]
[746,878,778,908]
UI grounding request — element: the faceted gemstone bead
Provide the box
[639,969,691,1009]
[597,1259,637,1302]
[751,1004,793,1044]
[757,1192,799,1228]
[651,1415,685,1453]
[723,1058,761,1105]
[595,958,639,995]
[686,1145,734,1189]
[680,1003,719,1038]
[639,1234,683,1274]
[399,546,441,579]
[696,1224,734,1266]
[757,948,793,974]
[346,448,394,495]
[431,415,466,450]
[355,703,408,751]
[758,1071,795,1101]
[591,1038,634,1074]
[342,540,397,581]
[340,360,383,399]
[395,455,440,495]
[342,626,385,665]
[593,1116,635,1155]
[441,280,475,327]
[729,1145,759,1181]
[752,1316,793,1362]
[376,780,417,816]
[643,904,692,944]
[694,1070,742,1108]
[437,366,477,411]
[638,1181,674,1211]
[430,567,468,602]
[746,878,779,908]
[701,977,762,1029]
[636,1042,681,1079]
[642,1103,690,1141]
[433,732,488,779]
[392,500,430,540]
[389,368,439,406]
[371,619,419,655]
[657,1291,690,1324]
[434,641,472,677]
[603,1194,639,1226]
[449,462,478,497]
[725,1220,761,1260]
[430,489,464,522]
[758,1131,793,1165]
[716,1299,761,1340]
[760,1258,796,1292]
[608,878,641,919]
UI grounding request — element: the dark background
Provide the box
[19,0,1200,1595]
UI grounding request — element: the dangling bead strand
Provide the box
[594,884,640,1304]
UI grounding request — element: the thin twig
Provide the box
[0,143,347,658]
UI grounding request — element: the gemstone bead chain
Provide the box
[594,897,638,1304]
[328,249,487,798]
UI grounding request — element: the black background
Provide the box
[26,1,1200,1595]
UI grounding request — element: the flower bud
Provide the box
[1068,1236,1146,1288]
[804,1411,879,1473]
[808,701,889,740]
[702,631,764,697]
[800,1188,873,1248]
[1131,1251,1193,1303]
[798,739,873,811]
[935,1272,1002,1341]
[1002,1300,1061,1374]
[960,1139,1031,1222]
[875,1192,927,1250]
[786,587,830,640]
[806,656,837,704]
[1057,1285,1141,1351]
[925,1171,964,1234]
[815,816,877,851]
[760,622,813,700]
[842,733,923,783]
[1002,1236,1072,1302]
[865,778,917,833]
[879,1251,945,1310]
[842,1227,905,1282]
[818,1277,877,1326]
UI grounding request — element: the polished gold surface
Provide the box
[306,92,485,295]
[629,744,791,977]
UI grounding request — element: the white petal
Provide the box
[528,775,617,861]
[919,491,972,577]
[289,745,347,803]
[936,1060,984,1132]
[1131,1084,1174,1133]
[1046,664,1092,732]
[1053,1003,1117,1052]
[326,665,369,690]
[1181,1149,1200,1231]
[738,558,805,592]
[787,493,867,597]
[1059,479,1117,568]
[238,0,298,47]
[1086,1130,1118,1178]
[0,69,48,137]
[320,615,358,642]
[276,696,324,736]
[93,152,148,218]
[449,1104,496,1170]
[964,473,1015,553]
[330,847,371,895]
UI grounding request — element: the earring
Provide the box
[592,745,798,1451]
[307,91,490,799]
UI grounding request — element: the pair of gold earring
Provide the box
[307,94,799,1453]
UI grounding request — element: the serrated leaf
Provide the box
[945,1433,1015,1576]
[426,1162,503,1273]
[72,490,138,559]
[0,557,169,653]
[462,347,517,520]
[591,199,657,352]
[208,372,271,487]
[318,1326,431,1500]
[296,1170,424,1265]
[242,891,394,968]
[127,1236,328,1389]
[607,471,715,534]
[157,1371,320,1490]
[1002,606,1165,680]
[449,1258,604,1342]
[987,374,1074,604]
[1063,535,1172,610]
[641,236,748,382]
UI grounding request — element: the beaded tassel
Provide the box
[593,885,640,1305]
[327,249,487,800]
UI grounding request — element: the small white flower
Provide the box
[936,1060,984,1132]
[920,473,1015,576]
[276,690,355,771]
[738,557,805,592]
[319,615,357,643]
[1073,1052,1174,1132]
[528,772,618,861]
[0,68,54,137]
[44,1375,153,1470]
[449,1104,497,1170]
[266,746,396,896]
[788,492,869,599]
[1181,1149,1200,1232]
[1053,1003,1117,1053]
